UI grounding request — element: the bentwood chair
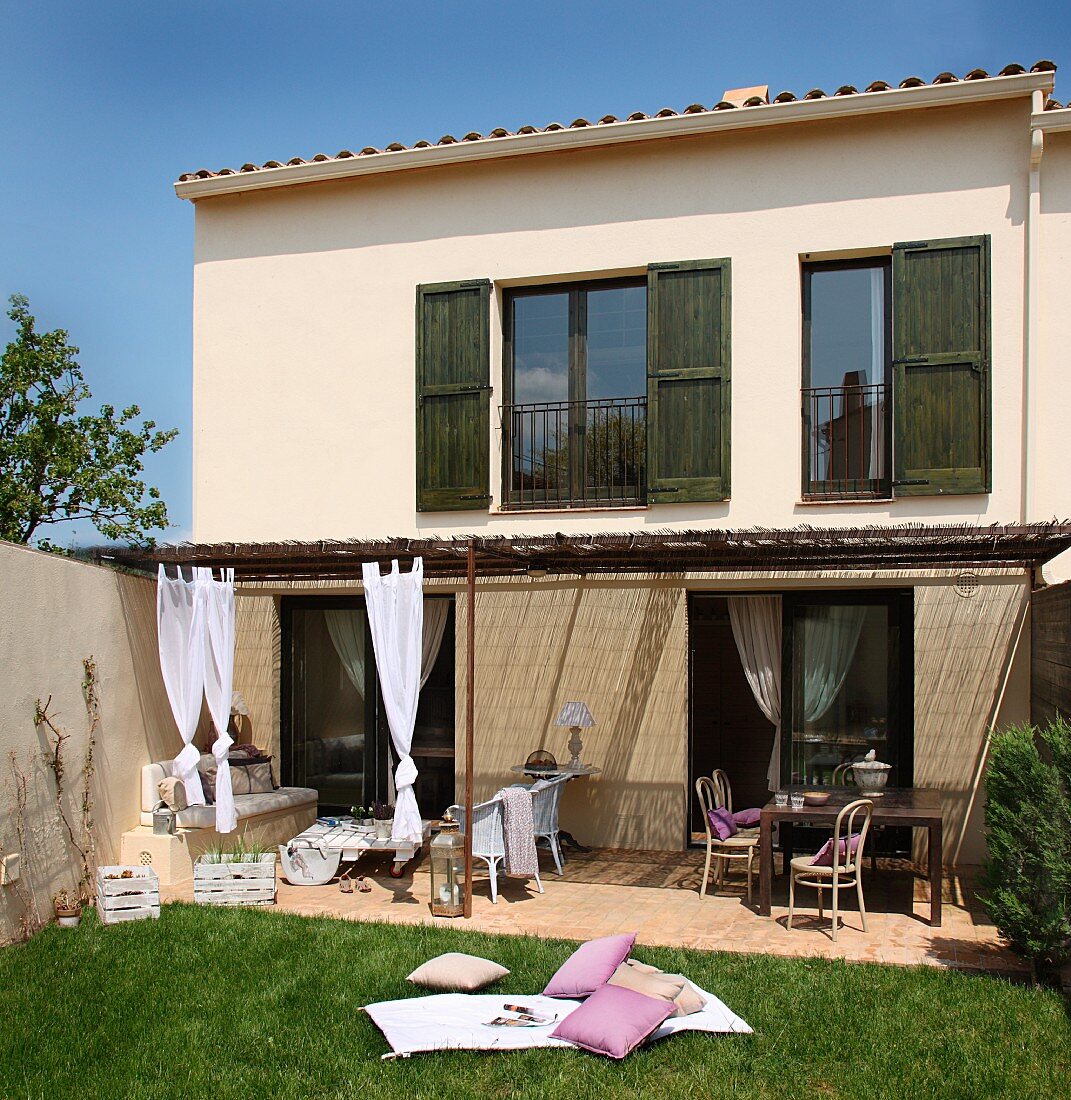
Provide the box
[833,763,879,872]
[788,797,873,942]
[711,769,759,835]
[696,776,758,904]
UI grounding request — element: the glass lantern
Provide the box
[429,811,465,917]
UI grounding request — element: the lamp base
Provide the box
[567,727,584,771]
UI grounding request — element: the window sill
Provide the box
[796,497,896,506]
[493,504,650,516]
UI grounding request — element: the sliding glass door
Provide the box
[782,590,913,789]
[283,598,380,813]
[282,596,457,816]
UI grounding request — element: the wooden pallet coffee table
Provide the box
[280,819,433,886]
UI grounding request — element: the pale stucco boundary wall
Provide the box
[0,542,173,944]
[231,570,1030,867]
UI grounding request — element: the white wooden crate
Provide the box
[194,853,277,906]
[96,865,161,924]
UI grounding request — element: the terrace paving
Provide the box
[164,846,1025,975]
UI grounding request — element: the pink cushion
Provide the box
[543,933,636,999]
[811,832,862,867]
[732,807,762,827]
[707,807,738,841]
[550,983,673,1058]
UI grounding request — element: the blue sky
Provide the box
[2,2,1067,544]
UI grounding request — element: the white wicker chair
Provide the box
[517,775,570,875]
[449,796,545,904]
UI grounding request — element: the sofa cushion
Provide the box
[171,788,318,829]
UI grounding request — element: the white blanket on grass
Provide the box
[363,983,751,1060]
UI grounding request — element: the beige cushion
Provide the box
[157,776,188,811]
[406,953,509,992]
[229,762,274,795]
[611,959,707,1018]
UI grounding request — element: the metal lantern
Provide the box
[429,811,465,917]
[152,801,176,836]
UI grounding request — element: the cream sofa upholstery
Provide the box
[140,758,318,830]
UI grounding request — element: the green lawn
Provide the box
[1,904,1068,1100]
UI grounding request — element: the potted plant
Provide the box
[372,800,395,840]
[52,888,83,928]
[351,804,375,828]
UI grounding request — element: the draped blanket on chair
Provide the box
[362,558,424,845]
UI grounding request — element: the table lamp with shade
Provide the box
[555,701,595,770]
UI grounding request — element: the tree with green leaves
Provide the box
[0,294,177,548]
[982,716,1071,982]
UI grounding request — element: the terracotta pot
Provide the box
[54,905,82,928]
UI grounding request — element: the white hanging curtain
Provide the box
[727,596,783,791]
[157,565,207,806]
[363,558,424,844]
[325,610,366,696]
[420,598,450,689]
[203,567,237,833]
[802,605,866,723]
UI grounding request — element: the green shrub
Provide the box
[982,717,1071,979]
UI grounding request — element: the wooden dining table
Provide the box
[758,787,944,926]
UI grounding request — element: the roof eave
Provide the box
[175,71,1054,202]
[1033,106,1071,132]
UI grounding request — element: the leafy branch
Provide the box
[0,293,177,547]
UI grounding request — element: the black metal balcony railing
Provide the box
[501,396,647,510]
[803,383,890,499]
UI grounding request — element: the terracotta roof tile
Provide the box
[175,62,1059,184]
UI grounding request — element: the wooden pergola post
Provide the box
[463,537,475,918]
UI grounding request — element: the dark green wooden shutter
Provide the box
[415,280,491,511]
[646,259,731,502]
[892,235,990,495]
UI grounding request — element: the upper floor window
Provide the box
[801,236,991,502]
[504,280,647,509]
[802,259,892,499]
[414,259,731,513]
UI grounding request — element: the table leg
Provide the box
[759,815,772,916]
[928,822,943,927]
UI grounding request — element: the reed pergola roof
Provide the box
[101,522,1071,580]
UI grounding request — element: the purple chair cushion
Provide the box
[707,807,738,841]
[550,983,673,1059]
[732,808,762,827]
[543,932,637,999]
[811,833,863,867]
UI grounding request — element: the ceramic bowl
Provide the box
[803,791,830,806]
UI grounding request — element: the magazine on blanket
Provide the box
[485,1004,558,1028]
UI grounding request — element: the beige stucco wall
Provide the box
[190,96,1042,545]
[0,542,172,943]
[231,570,1030,865]
[1038,127,1071,583]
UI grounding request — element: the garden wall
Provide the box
[1031,581,1071,726]
[0,542,172,944]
